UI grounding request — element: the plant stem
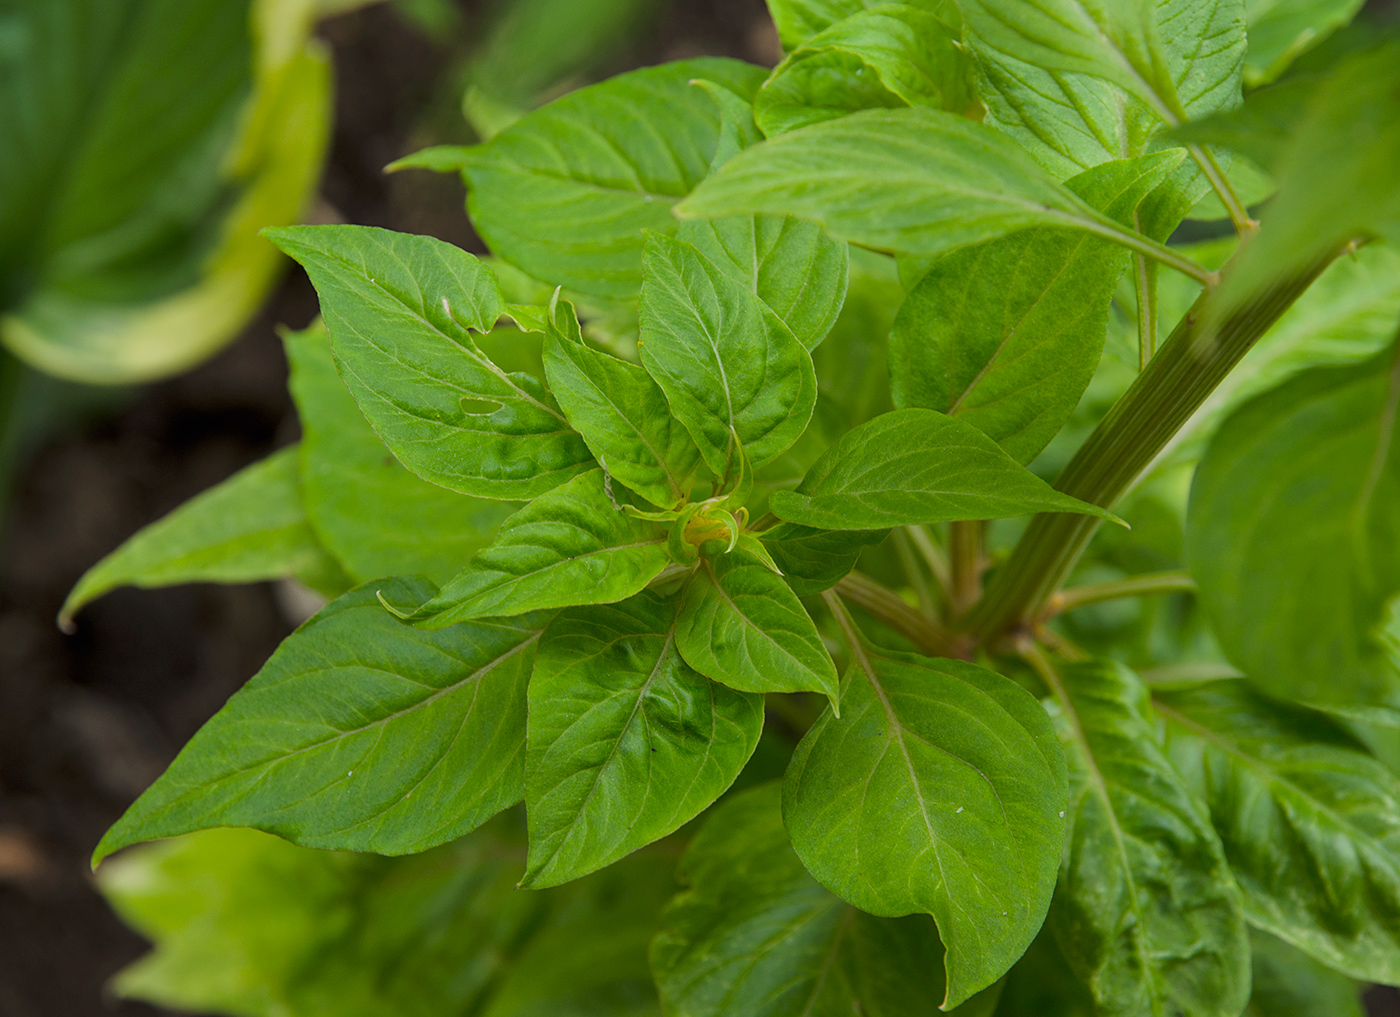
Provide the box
[907,524,952,593]
[1080,216,1216,286]
[1140,662,1243,685]
[833,571,963,658]
[948,520,982,617]
[969,246,1340,646]
[1048,571,1196,615]
[1132,238,1159,370]
[891,527,936,616]
[1186,143,1255,235]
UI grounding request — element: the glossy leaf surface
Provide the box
[523,592,763,887]
[784,646,1067,1007]
[268,224,594,500]
[769,409,1120,529]
[95,580,543,862]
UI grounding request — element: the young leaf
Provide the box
[676,545,840,704]
[889,152,1185,464]
[285,321,515,585]
[93,580,543,863]
[1186,348,1400,722]
[1044,661,1251,1017]
[769,408,1121,530]
[761,522,887,595]
[60,447,344,626]
[1157,679,1400,984]
[522,591,763,888]
[542,300,703,509]
[639,232,817,475]
[765,0,960,49]
[677,215,849,352]
[651,781,957,1017]
[676,108,1199,274]
[459,58,767,299]
[266,224,594,500]
[1246,929,1365,1017]
[755,5,978,136]
[395,469,670,629]
[783,645,1068,1007]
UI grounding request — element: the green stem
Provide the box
[969,245,1341,645]
[1140,662,1243,685]
[1079,215,1216,286]
[949,520,982,617]
[1132,241,1159,371]
[1186,143,1255,235]
[1049,571,1196,615]
[833,571,962,659]
[907,524,951,593]
[891,528,936,616]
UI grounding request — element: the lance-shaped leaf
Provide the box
[61,446,346,626]
[1157,679,1400,984]
[651,781,963,1017]
[783,645,1067,1007]
[266,224,593,500]
[755,4,977,137]
[761,522,887,596]
[397,469,669,630]
[522,592,763,888]
[1186,348,1400,722]
[765,0,960,49]
[458,58,766,299]
[677,216,849,352]
[639,232,817,475]
[676,545,840,704]
[889,152,1184,464]
[286,321,515,585]
[542,301,703,509]
[769,409,1120,530]
[676,108,1189,265]
[1246,929,1365,1017]
[1045,661,1251,1017]
[93,580,544,864]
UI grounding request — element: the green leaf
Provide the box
[543,299,703,509]
[1245,929,1365,1017]
[783,645,1067,1007]
[693,79,764,172]
[651,781,959,1017]
[1186,347,1400,722]
[99,822,674,1017]
[676,545,840,703]
[761,522,887,595]
[285,320,516,585]
[755,4,978,136]
[522,591,763,888]
[769,409,1122,530]
[1157,679,1400,983]
[0,0,330,383]
[60,446,342,626]
[1244,0,1366,86]
[639,232,817,475]
[266,224,595,500]
[813,248,903,426]
[677,216,849,352]
[394,469,670,629]
[889,152,1184,465]
[677,108,1187,268]
[764,0,960,49]
[1045,661,1250,1017]
[93,579,543,863]
[459,58,767,299]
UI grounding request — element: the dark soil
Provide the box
[1,2,1396,1015]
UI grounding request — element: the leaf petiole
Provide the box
[1047,571,1197,616]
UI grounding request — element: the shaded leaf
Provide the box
[769,408,1120,529]
[267,224,594,500]
[761,522,887,595]
[1244,0,1366,86]
[94,579,543,862]
[1245,928,1364,1017]
[522,591,763,887]
[784,645,1067,1007]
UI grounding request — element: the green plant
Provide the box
[70,1,1400,1014]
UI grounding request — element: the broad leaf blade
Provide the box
[522,591,763,888]
[460,58,766,299]
[639,232,817,475]
[676,545,840,704]
[93,580,542,862]
[285,320,515,584]
[1244,0,1366,86]
[651,781,957,1017]
[542,300,703,509]
[769,408,1121,529]
[761,522,887,595]
[765,0,960,49]
[783,647,1068,1007]
[1047,661,1251,1017]
[267,224,594,500]
[399,469,669,629]
[1245,929,1365,1017]
[61,446,343,626]
[1158,679,1400,984]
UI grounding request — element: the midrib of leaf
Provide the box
[705,559,811,676]
[1039,662,1164,1013]
[573,368,686,501]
